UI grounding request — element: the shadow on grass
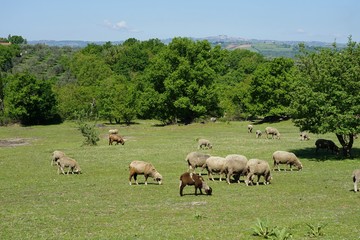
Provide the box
[288,147,360,161]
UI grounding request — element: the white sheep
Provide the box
[352,169,360,192]
[51,150,65,166]
[245,159,272,186]
[108,129,118,135]
[272,150,303,171]
[247,124,254,133]
[197,138,212,149]
[185,151,211,175]
[56,156,81,175]
[223,154,248,184]
[255,130,262,138]
[300,131,310,141]
[265,127,280,139]
[202,156,227,181]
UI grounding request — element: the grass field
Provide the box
[1,120,359,239]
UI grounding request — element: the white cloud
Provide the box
[104,20,129,30]
[296,28,306,34]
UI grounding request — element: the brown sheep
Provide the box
[109,134,125,145]
[56,156,82,175]
[129,160,162,185]
[315,139,339,154]
[179,172,212,196]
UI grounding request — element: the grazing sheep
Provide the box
[129,160,162,185]
[197,138,212,149]
[109,134,125,145]
[179,172,212,196]
[352,169,360,192]
[272,151,303,171]
[185,151,211,175]
[315,139,339,154]
[51,150,65,166]
[210,117,217,122]
[108,129,118,135]
[300,131,310,141]
[245,159,272,186]
[265,127,280,139]
[56,156,81,175]
[255,130,262,138]
[223,154,248,184]
[202,156,227,181]
[247,124,254,133]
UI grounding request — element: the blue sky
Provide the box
[1,0,359,43]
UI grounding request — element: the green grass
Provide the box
[1,120,360,239]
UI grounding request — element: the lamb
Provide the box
[179,172,212,196]
[272,150,303,171]
[300,131,310,141]
[223,154,248,184]
[202,156,227,181]
[109,134,125,145]
[245,159,272,186]
[247,124,254,133]
[129,160,162,185]
[108,129,118,135]
[352,169,360,192]
[255,130,262,138]
[185,151,211,175]
[315,139,339,154]
[265,127,280,139]
[197,138,212,149]
[51,150,65,166]
[56,156,82,175]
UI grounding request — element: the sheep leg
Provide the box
[179,182,185,196]
[134,173,139,185]
[144,174,148,185]
[354,182,358,192]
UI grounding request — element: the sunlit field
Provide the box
[1,120,359,239]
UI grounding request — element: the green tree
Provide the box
[7,35,27,45]
[291,38,360,156]
[249,57,296,117]
[4,73,61,125]
[141,38,221,124]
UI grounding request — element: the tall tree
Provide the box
[291,38,360,156]
[4,73,61,125]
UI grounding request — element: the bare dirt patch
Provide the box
[0,138,30,147]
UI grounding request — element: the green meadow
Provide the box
[0,120,359,239]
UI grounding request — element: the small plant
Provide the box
[272,227,292,240]
[306,223,328,238]
[194,212,205,220]
[75,111,100,146]
[252,218,276,238]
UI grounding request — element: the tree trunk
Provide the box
[336,134,354,157]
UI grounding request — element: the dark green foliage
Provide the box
[4,73,61,125]
[75,111,99,146]
[291,38,360,155]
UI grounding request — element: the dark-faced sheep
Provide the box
[56,156,82,175]
[272,151,303,171]
[185,151,211,175]
[352,169,360,192]
[247,124,254,133]
[315,139,339,154]
[300,131,310,141]
[51,150,65,166]
[179,172,212,196]
[129,160,162,185]
[109,134,125,145]
[197,138,212,149]
[265,127,280,139]
[255,130,262,138]
[202,156,227,181]
[223,154,248,184]
[245,159,272,186]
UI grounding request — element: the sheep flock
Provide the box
[50,121,359,197]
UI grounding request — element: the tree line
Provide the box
[0,35,359,154]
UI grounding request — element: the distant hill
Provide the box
[28,35,342,58]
